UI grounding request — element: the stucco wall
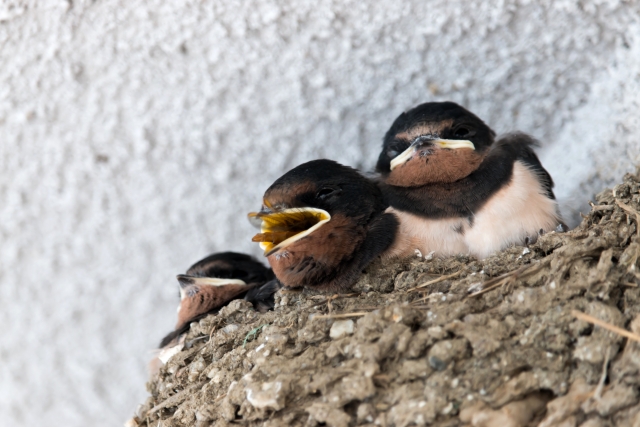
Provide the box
[1,1,639,425]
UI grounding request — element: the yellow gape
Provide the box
[249,208,331,256]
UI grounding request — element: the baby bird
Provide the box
[249,159,398,292]
[376,101,564,259]
[159,252,276,348]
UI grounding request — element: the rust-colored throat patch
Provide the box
[389,138,475,171]
[249,208,331,256]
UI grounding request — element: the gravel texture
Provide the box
[132,171,640,426]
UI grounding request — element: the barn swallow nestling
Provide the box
[376,101,564,259]
[159,252,276,348]
[249,159,398,292]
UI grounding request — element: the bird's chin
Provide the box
[249,208,331,256]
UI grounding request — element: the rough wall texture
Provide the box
[1,0,639,425]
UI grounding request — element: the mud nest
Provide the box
[130,170,640,427]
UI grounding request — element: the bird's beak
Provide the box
[433,139,476,150]
[389,139,475,171]
[389,145,417,171]
[248,207,331,256]
[176,275,247,300]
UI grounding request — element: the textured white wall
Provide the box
[2,0,639,425]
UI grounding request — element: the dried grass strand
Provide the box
[147,381,206,414]
[616,200,640,234]
[407,271,462,292]
[572,310,640,343]
[312,312,368,319]
[594,347,611,399]
[468,264,533,297]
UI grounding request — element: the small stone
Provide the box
[330,319,355,339]
[468,282,483,293]
[427,338,468,368]
[222,324,239,334]
[357,402,376,423]
[188,356,206,381]
[246,380,290,410]
[194,410,210,422]
[429,356,447,371]
[441,402,454,415]
[427,326,447,340]
[206,367,222,381]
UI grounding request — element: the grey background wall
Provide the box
[2,0,639,425]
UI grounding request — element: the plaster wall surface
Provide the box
[1,0,639,425]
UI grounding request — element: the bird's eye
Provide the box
[454,126,475,138]
[387,143,408,159]
[316,187,340,200]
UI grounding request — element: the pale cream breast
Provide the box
[383,207,468,259]
[464,161,561,259]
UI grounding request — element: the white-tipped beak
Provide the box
[189,277,247,287]
[389,139,475,171]
[389,145,417,171]
[178,277,247,301]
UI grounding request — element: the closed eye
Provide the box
[316,187,341,200]
[453,126,476,138]
[387,142,409,159]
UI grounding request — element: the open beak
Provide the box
[389,139,475,171]
[176,275,247,300]
[248,207,331,256]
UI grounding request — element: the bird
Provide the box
[375,101,565,259]
[248,159,398,292]
[159,252,277,348]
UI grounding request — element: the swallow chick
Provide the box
[376,101,564,259]
[249,159,398,292]
[159,252,276,348]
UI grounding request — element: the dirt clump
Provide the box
[130,171,640,427]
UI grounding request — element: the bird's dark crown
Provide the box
[186,252,272,283]
[263,159,387,218]
[376,101,496,173]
